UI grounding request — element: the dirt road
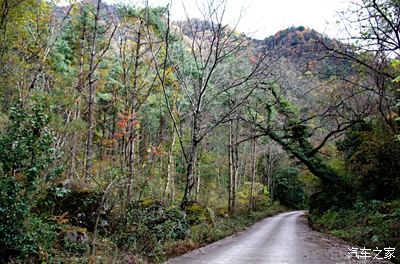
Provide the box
[165,211,392,264]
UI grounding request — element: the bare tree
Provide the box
[84,0,117,180]
[317,0,400,133]
[156,0,267,206]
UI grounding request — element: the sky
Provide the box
[60,0,352,39]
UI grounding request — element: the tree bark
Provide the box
[233,115,239,210]
[268,130,343,186]
[228,116,238,213]
[164,129,176,203]
[265,143,276,200]
[195,165,200,202]
[228,118,233,212]
[249,137,256,211]
[69,100,81,179]
[182,111,200,206]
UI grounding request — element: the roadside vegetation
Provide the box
[308,120,400,263]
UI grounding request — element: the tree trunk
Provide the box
[228,118,235,213]
[265,143,276,200]
[182,143,198,205]
[69,101,81,179]
[233,115,239,210]
[249,137,256,211]
[84,0,101,180]
[90,179,115,256]
[182,111,200,206]
[70,15,86,179]
[126,132,135,203]
[195,166,200,202]
[164,129,176,203]
[268,131,343,186]
[126,19,143,205]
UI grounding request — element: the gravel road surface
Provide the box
[165,211,393,264]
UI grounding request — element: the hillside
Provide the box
[175,19,355,80]
[54,2,353,82]
[261,26,355,79]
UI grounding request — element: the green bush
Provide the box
[337,121,400,200]
[0,103,62,261]
[310,199,400,264]
[314,209,355,231]
[237,182,270,210]
[120,200,189,257]
[159,207,190,240]
[61,226,90,254]
[274,167,305,208]
[190,222,223,243]
[0,178,30,259]
[25,216,59,257]
[0,181,60,261]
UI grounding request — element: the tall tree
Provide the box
[158,1,267,205]
[84,0,101,179]
[83,0,116,180]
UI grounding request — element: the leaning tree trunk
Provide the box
[268,130,344,186]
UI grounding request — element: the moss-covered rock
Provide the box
[378,202,395,214]
[37,182,102,231]
[182,201,215,225]
[139,198,162,208]
[216,207,229,218]
[121,199,190,255]
[61,225,90,254]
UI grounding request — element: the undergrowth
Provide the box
[21,201,286,264]
[309,199,400,264]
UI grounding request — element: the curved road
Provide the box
[165,211,392,264]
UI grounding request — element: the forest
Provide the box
[0,0,399,263]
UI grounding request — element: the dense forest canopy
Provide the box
[0,0,399,263]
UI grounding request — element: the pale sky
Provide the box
[61,0,352,39]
